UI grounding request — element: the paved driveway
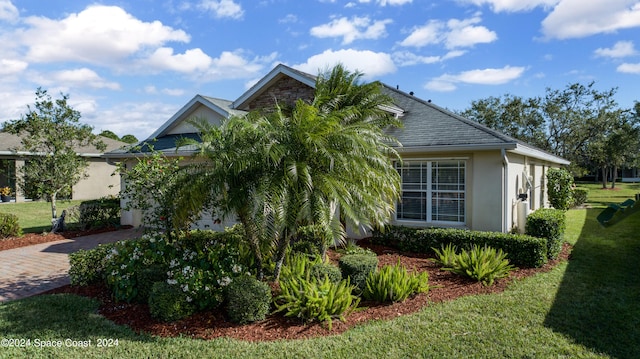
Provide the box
[0,228,142,303]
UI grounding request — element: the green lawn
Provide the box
[0,200,82,233]
[1,184,639,358]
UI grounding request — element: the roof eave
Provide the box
[511,143,571,165]
[395,143,518,154]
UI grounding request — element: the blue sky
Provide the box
[1,0,639,140]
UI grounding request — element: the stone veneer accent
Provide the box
[241,76,314,111]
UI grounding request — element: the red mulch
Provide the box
[0,226,132,251]
[40,238,572,342]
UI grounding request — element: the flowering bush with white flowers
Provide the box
[103,229,251,310]
[165,230,249,310]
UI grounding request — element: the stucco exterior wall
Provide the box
[72,158,120,200]
[469,151,504,232]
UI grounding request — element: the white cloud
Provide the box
[0,0,18,22]
[459,0,558,12]
[87,101,180,139]
[0,58,27,75]
[198,0,244,19]
[203,50,278,81]
[50,68,121,90]
[294,49,396,78]
[617,62,640,73]
[310,16,393,44]
[20,5,190,66]
[144,48,213,73]
[400,14,496,49]
[594,40,637,58]
[542,0,640,40]
[425,65,525,91]
[393,50,465,66]
[279,14,298,23]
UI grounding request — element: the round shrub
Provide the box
[135,264,167,303]
[225,275,272,324]
[338,254,378,293]
[310,263,342,284]
[0,212,21,239]
[68,243,116,286]
[149,281,196,322]
[525,208,566,259]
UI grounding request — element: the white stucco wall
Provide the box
[72,158,120,200]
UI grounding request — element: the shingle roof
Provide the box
[381,84,516,148]
[0,132,127,156]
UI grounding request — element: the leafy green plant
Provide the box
[363,260,429,302]
[338,253,378,293]
[68,242,116,286]
[309,263,342,284]
[547,167,574,211]
[431,242,459,267]
[446,245,516,286]
[275,276,360,330]
[135,264,167,303]
[572,187,589,207]
[526,208,566,259]
[148,281,196,322]
[280,251,322,282]
[225,275,272,324]
[0,212,21,239]
[77,196,120,230]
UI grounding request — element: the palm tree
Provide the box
[173,64,402,281]
[264,64,402,279]
[173,115,274,279]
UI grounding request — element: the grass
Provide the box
[0,200,82,233]
[1,184,639,358]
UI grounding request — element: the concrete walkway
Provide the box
[0,227,142,303]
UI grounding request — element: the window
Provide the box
[395,160,466,224]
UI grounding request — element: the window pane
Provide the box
[397,191,426,220]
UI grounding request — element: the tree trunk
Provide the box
[601,167,608,189]
[51,192,58,219]
[611,166,618,189]
[238,210,264,280]
[272,233,291,282]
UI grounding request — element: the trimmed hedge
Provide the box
[373,226,548,268]
[525,209,566,260]
[310,263,342,284]
[0,212,21,239]
[68,243,116,286]
[338,254,378,292]
[78,197,120,230]
[572,187,589,207]
[149,281,196,322]
[225,275,272,324]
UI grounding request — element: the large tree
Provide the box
[2,88,106,223]
[461,82,632,178]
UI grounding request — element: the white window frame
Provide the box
[395,158,467,226]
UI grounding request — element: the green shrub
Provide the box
[547,168,574,210]
[78,196,120,230]
[68,243,116,286]
[275,277,359,330]
[525,209,566,260]
[309,263,342,284]
[337,239,376,256]
[572,187,589,207]
[292,225,326,257]
[148,281,196,322]
[225,275,272,324]
[280,251,322,282]
[373,225,547,268]
[431,242,459,267]
[135,264,167,303]
[338,254,378,293]
[446,245,516,286]
[363,260,429,302]
[0,212,21,239]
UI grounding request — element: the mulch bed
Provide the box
[42,240,572,342]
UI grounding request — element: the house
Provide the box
[104,64,569,233]
[0,132,126,202]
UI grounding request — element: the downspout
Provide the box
[501,148,509,233]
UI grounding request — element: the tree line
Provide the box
[460,82,640,188]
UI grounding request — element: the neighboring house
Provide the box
[0,132,126,202]
[104,64,569,234]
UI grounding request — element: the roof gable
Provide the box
[232,63,316,111]
[147,95,245,140]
